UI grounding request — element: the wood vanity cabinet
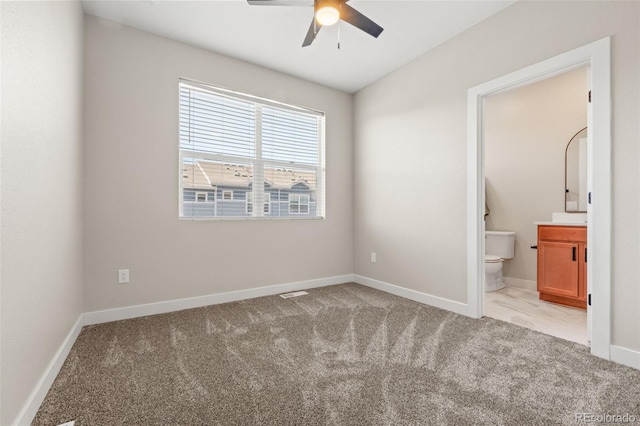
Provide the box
[537,225,587,309]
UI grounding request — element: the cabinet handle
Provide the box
[572,247,576,261]
[585,247,587,263]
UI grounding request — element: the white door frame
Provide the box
[466,37,611,360]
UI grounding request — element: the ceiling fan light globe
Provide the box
[316,6,339,26]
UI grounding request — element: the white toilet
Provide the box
[485,231,515,292]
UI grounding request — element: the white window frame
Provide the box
[263,192,271,214]
[247,192,270,214]
[222,190,233,201]
[179,79,325,220]
[289,194,310,215]
[195,191,207,203]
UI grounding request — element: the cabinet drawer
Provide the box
[538,226,586,243]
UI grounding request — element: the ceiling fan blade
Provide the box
[247,0,313,6]
[340,3,383,38]
[302,18,322,47]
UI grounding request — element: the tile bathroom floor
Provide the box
[485,286,588,346]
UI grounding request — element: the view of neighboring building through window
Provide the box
[247,192,270,214]
[179,80,325,219]
[289,194,310,214]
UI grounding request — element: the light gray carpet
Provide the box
[34,283,640,425]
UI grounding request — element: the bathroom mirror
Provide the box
[565,127,588,212]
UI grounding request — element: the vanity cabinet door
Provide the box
[537,225,586,309]
[578,243,587,302]
[537,241,580,298]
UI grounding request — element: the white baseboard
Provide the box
[503,277,537,290]
[353,275,470,317]
[610,345,640,370]
[84,274,355,325]
[13,314,84,426]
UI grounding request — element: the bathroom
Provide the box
[482,66,589,345]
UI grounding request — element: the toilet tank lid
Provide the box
[486,231,515,236]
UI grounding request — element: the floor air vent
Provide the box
[279,291,308,299]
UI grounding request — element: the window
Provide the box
[247,192,271,214]
[179,79,325,219]
[289,194,310,214]
[196,191,215,203]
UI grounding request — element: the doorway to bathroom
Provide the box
[466,38,612,360]
[483,67,589,345]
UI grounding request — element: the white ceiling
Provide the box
[81,0,516,93]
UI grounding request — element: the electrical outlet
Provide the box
[118,269,130,284]
[370,252,377,263]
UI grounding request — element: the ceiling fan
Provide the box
[247,0,384,47]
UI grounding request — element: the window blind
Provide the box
[179,80,325,219]
[262,106,318,166]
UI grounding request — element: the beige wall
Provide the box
[0,1,84,424]
[485,67,588,282]
[354,1,639,351]
[83,15,354,312]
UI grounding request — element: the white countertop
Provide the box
[534,221,587,226]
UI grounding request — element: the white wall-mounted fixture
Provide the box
[118,269,130,284]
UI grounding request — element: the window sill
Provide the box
[178,216,325,222]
